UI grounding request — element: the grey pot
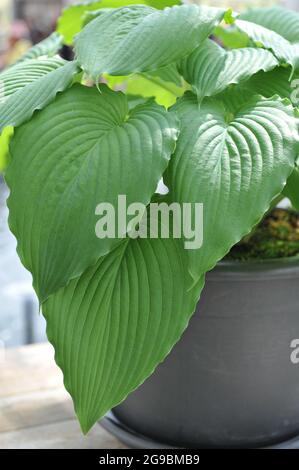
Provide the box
[107,258,299,448]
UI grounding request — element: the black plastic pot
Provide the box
[102,258,299,449]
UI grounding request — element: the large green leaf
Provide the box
[180,39,278,99]
[0,59,79,133]
[240,6,299,44]
[15,32,63,64]
[57,0,182,45]
[165,92,299,281]
[235,19,299,74]
[74,4,227,79]
[43,223,203,433]
[6,84,179,302]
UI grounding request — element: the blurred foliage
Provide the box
[214,24,249,48]
[104,71,185,108]
[0,127,13,172]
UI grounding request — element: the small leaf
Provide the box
[180,39,278,99]
[0,59,79,133]
[166,92,299,281]
[43,223,202,433]
[74,4,226,79]
[6,84,179,302]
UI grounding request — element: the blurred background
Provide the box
[0,0,298,350]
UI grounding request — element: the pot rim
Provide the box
[209,255,299,281]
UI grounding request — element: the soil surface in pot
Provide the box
[226,208,299,261]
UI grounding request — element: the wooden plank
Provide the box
[0,343,126,448]
[0,388,74,433]
[0,343,63,398]
[0,418,127,449]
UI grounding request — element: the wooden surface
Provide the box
[0,343,127,449]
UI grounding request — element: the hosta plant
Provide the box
[1,2,299,433]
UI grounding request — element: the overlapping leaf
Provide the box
[0,59,79,133]
[106,65,184,108]
[240,6,299,44]
[7,84,179,302]
[57,0,104,45]
[180,39,278,99]
[165,92,299,281]
[242,66,299,106]
[43,223,203,433]
[0,57,65,98]
[74,4,227,79]
[235,19,299,74]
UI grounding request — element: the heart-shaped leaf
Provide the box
[74,4,226,79]
[43,223,203,433]
[180,38,278,99]
[6,84,179,302]
[166,92,299,281]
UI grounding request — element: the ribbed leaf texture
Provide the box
[43,231,202,433]
[74,4,226,79]
[240,6,299,44]
[57,0,182,45]
[235,19,299,74]
[6,84,179,302]
[180,38,278,99]
[0,59,79,132]
[165,92,299,281]
[242,67,299,102]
